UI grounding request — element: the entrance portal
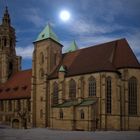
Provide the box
[12,119,20,128]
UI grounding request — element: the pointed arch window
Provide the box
[69,79,76,100]
[128,77,137,115]
[39,52,44,64]
[106,77,112,114]
[88,76,96,96]
[53,82,59,105]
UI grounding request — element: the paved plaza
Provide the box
[0,125,140,140]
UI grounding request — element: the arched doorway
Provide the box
[12,119,20,129]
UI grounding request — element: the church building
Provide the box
[0,7,140,131]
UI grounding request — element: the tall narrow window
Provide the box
[69,79,76,100]
[39,52,44,64]
[53,82,59,105]
[128,77,137,115]
[88,77,96,96]
[106,77,112,114]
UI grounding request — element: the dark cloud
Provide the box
[0,0,139,69]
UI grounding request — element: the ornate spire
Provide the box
[2,6,11,26]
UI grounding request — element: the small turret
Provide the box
[67,40,78,53]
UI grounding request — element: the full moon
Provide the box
[60,10,71,21]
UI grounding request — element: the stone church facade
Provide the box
[0,7,140,130]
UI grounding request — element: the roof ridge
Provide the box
[63,38,126,55]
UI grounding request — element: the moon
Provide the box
[60,10,71,21]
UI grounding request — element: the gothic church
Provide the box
[0,7,140,131]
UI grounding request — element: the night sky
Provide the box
[0,0,140,70]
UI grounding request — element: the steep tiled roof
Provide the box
[0,69,32,100]
[50,38,140,79]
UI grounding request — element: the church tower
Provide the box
[31,24,63,127]
[0,7,21,83]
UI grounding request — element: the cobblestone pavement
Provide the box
[0,126,140,140]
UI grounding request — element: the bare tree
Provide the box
[15,108,29,129]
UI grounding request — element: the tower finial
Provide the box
[2,6,11,26]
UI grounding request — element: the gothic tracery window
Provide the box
[69,79,76,100]
[106,77,112,114]
[128,77,137,115]
[88,76,96,96]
